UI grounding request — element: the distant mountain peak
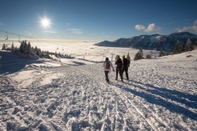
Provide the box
[95,32,197,51]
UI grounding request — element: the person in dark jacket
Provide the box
[115,55,123,82]
[122,55,129,80]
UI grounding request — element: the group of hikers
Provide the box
[103,54,130,83]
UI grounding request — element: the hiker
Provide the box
[103,57,114,83]
[127,53,131,67]
[115,55,123,82]
[122,55,129,80]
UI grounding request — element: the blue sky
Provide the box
[0,0,197,43]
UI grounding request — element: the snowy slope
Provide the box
[0,49,197,131]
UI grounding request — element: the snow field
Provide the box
[0,49,197,131]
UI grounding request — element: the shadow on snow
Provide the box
[73,61,86,66]
[115,80,197,120]
[0,51,44,74]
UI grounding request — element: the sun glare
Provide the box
[40,17,51,28]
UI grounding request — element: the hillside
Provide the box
[0,49,197,130]
[95,32,197,51]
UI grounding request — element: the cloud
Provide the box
[135,23,161,32]
[176,20,197,32]
[69,28,83,34]
[135,25,146,31]
[144,23,161,32]
[43,30,57,34]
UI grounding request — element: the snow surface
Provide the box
[0,44,197,131]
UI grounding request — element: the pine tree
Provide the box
[180,43,185,52]
[194,41,197,50]
[37,48,41,56]
[185,38,191,51]
[34,46,38,54]
[159,50,165,57]
[139,47,143,57]
[11,43,14,50]
[146,54,151,59]
[27,42,31,54]
[11,43,14,53]
[134,49,143,61]
[127,52,130,61]
[127,52,131,67]
[2,44,6,50]
[23,41,28,54]
[19,41,25,53]
[173,42,180,54]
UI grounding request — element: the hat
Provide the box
[105,57,109,61]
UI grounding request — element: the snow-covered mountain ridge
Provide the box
[95,32,197,51]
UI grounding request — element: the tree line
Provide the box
[1,40,71,59]
[134,38,197,61]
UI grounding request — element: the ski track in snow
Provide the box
[0,51,197,131]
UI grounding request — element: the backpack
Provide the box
[106,62,110,69]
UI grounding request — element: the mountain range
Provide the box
[94,32,197,51]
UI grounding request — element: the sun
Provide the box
[40,17,51,28]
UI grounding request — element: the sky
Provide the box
[0,0,197,44]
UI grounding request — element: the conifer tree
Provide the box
[24,41,27,53]
[27,42,31,54]
[180,43,185,52]
[146,54,151,59]
[134,51,141,61]
[139,47,143,57]
[159,50,164,57]
[11,43,14,53]
[173,42,180,54]
[34,46,38,54]
[11,43,14,50]
[194,41,197,50]
[134,48,143,61]
[185,38,191,51]
[37,48,41,56]
[19,41,24,53]
[2,44,6,50]
[127,52,131,66]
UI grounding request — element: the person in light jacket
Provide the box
[103,57,114,83]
